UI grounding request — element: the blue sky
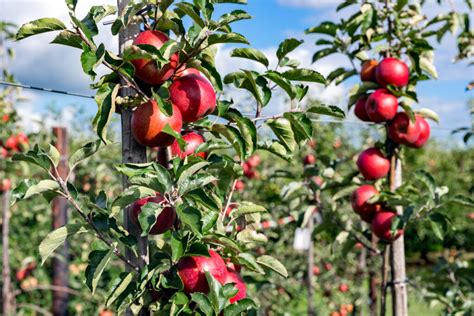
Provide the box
[2,0,473,142]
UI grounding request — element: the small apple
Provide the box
[16,132,29,145]
[312,266,321,276]
[4,136,19,150]
[351,185,380,223]
[339,283,349,293]
[330,311,341,316]
[375,57,409,88]
[2,114,9,123]
[235,180,245,191]
[174,67,213,86]
[223,268,247,303]
[130,30,178,85]
[360,59,378,82]
[246,155,261,168]
[225,203,237,216]
[170,72,216,122]
[308,139,317,148]
[303,154,316,165]
[0,178,11,192]
[407,115,430,148]
[0,147,7,158]
[356,148,390,180]
[170,132,206,159]
[371,211,403,241]
[388,112,421,145]
[355,242,364,250]
[354,96,371,122]
[177,249,228,294]
[131,195,176,235]
[366,89,398,123]
[131,101,183,147]
[243,162,255,178]
[99,309,114,316]
[323,263,333,271]
[346,304,354,313]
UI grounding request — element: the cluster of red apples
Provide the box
[127,30,246,303]
[0,132,29,192]
[352,57,431,241]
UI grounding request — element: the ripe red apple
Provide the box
[339,283,349,293]
[355,242,364,250]
[308,139,317,148]
[2,114,9,123]
[246,155,261,168]
[351,185,380,223]
[313,266,321,276]
[99,309,114,316]
[170,73,216,122]
[16,132,29,145]
[131,101,183,147]
[330,311,341,316]
[311,176,324,186]
[360,59,378,82]
[0,178,11,192]
[235,180,245,191]
[407,115,430,148]
[225,203,237,216]
[303,154,316,165]
[131,30,178,85]
[177,249,227,294]
[371,211,403,241]
[0,147,7,158]
[366,89,398,123]
[354,96,371,122]
[4,136,19,150]
[323,263,333,271]
[174,68,213,86]
[223,268,246,303]
[388,112,421,145]
[224,258,242,273]
[170,132,206,159]
[357,148,390,180]
[131,195,176,235]
[375,57,410,88]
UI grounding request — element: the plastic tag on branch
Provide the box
[293,228,311,251]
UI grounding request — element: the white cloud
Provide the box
[277,0,338,8]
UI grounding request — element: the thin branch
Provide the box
[380,245,390,316]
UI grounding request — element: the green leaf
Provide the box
[202,234,241,254]
[171,232,186,262]
[238,71,271,107]
[311,47,337,63]
[223,298,258,316]
[24,180,60,199]
[256,255,288,277]
[177,161,210,185]
[47,144,60,167]
[266,118,297,152]
[217,10,251,26]
[110,186,156,218]
[264,70,295,99]
[224,109,257,158]
[39,224,87,264]
[417,108,440,123]
[236,253,264,274]
[258,141,291,161]
[191,293,214,316]
[449,195,474,207]
[305,22,338,36]
[211,124,245,159]
[178,173,217,196]
[207,32,249,45]
[176,206,202,236]
[306,104,346,119]
[282,69,326,84]
[414,170,436,199]
[276,38,304,61]
[93,83,120,143]
[12,145,54,171]
[237,229,268,243]
[233,202,267,217]
[15,18,66,41]
[283,112,313,143]
[175,2,205,28]
[336,0,358,11]
[86,249,113,294]
[230,48,269,67]
[138,202,164,236]
[106,272,134,307]
[50,30,83,49]
[69,140,103,171]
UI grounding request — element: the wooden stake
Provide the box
[307,213,315,316]
[2,190,11,315]
[368,233,379,316]
[51,127,69,316]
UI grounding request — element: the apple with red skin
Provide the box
[170,132,206,159]
[366,89,398,123]
[16,132,29,145]
[371,211,403,241]
[174,68,213,86]
[246,155,261,168]
[339,283,349,293]
[4,135,19,150]
[357,148,390,180]
[375,57,409,88]
[225,258,242,273]
[170,72,217,122]
[99,309,114,316]
[177,250,227,294]
[388,112,421,145]
[242,162,254,178]
[131,100,183,147]
[303,154,316,165]
[0,178,11,192]
[225,203,237,216]
[355,242,364,250]
[0,147,7,158]
[2,114,9,123]
[130,30,178,85]
[407,115,430,148]
[354,96,371,122]
[323,263,333,271]
[223,268,247,303]
[313,266,321,276]
[351,185,380,223]
[360,59,378,82]
[131,195,176,235]
[235,180,245,191]
[308,139,317,148]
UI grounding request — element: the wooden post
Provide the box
[2,190,11,315]
[51,127,69,316]
[368,233,379,316]
[117,1,149,315]
[389,157,408,316]
[307,213,315,316]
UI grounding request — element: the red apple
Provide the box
[354,96,371,122]
[177,249,228,294]
[246,155,261,168]
[0,178,11,192]
[388,112,421,145]
[357,148,390,180]
[131,100,183,147]
[339,283,349,293]
[366,89,398,123]
[323,263,333,271]
[330,311,341,316]
[355,242,364,250]
[313,266,321,276]
[371,211,403,241]
[375,57,409,88]
[351,185,380,223]
[170,132,206,159]
[308,139,317,148]
[225,203,237,216]
[16,132,29,145]
[0,147,7,158]
[99,309,114,316]
[131,30,178,85]
[223,268,246,303]
[131,195,176,235]
[360,59,378,82]
[170,73,216,122]
[235,180,245,191]
[407,115,430,148]
[224,258,242,273]
[175,68,213,86]
[303,154,316,165]
[4,136,19,150]
[2,114,9,123]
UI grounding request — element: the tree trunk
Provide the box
[51,127,70,316]
[390,157,408,316]
[2,190,12,315]
[368,233,378,316]
[117,1,149,315]
[307,214,315,316]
